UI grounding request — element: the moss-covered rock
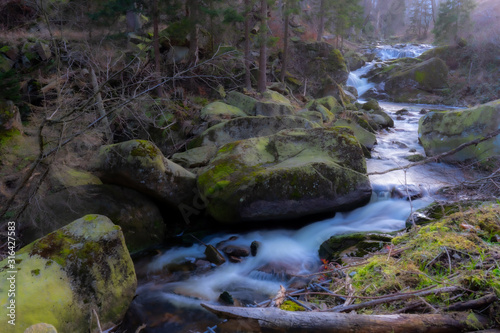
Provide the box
[19,184,166,253]
[333,119,377,150]
[48,165,102,192]
[288,41,349,97]
[0,100,22,133]
[93,140,196,206]
[385,57,449,95]
[361,99,382,112]
[0,215,137,333]
[345,50,366,71]
[200,101,247,124]
[297,110,324,125]
[197,127,372,224]
[255,90,296,116]
[0,54,14,72]
[189,115,320,149]
[224,91,258,116]
[418,99,500,163]
[366,109,394,129]
[319,232,393,262]
[24,323,58,333]
[171,145,218,169]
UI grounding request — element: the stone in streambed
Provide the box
[204,245,226,265]
[319,232,393,263]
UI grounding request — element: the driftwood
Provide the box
[201,303,491,333]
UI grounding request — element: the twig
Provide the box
[135,323,147,333]
[443,246,452,275]
[92,309,103,333]
[286,296,313,311]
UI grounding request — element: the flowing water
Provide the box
[122,45,465,333]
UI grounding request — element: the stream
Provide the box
[121,44,466,333]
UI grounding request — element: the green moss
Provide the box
[31,269,40,276]
[280,300,305,311]
[415,71,425,83]
[130,140,159,159]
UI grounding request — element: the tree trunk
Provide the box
[187,0,199,65]
[201,304,491,333]
[152,0,163,97]
[431,0,437,24]
[244,0,252,90]
[280,8,289,83]
[317,0,325,41]
[90,68,112,143]
[257,0,267,93]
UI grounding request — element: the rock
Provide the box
[333,119,377,150]
[344,50,366,71]
[19,184,166,254]
[0,100,22,133]
[319,232,393,262]
[418,100,500,163]
[396,116,405,120]
[255,90,296,117]
[47,165,102,192]
[197,127,372,223]
[34,41,51,61]
[189,115,320,149]
[395,108,409,115]
[0,45,19,61]
[171,145,217,168]
[405,154,425,162]
[297,110,324,125]
[391,184,423,200]
[361,99,382,112]
[205,245,226,265]
[404,200,485,228]
[344,85,359,99]
[385,57,449,95]
[200,101,247,124]
[0,215,137,333]
[221,245,250,257]
[367,109,394,129]
[0,54,14,72]
[166,46,189,64]
[288,41,349,97]
[219,291,234,305]
[225,91,258,116]
[24,323,58,333]
[419,108,428,114]
[393,141,408,149]
[251,241,261,256]
[93,140,197,206]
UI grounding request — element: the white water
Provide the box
[347,44,434,98]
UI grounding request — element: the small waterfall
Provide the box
[347,62,376,98]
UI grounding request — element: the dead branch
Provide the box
[201,303,491,332]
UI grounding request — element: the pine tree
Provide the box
[433,0,476,43]
[407,0,433,39]
[280,0,300,82]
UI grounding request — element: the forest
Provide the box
[0,0,500,332]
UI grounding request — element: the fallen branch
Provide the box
[201,303,491,333]
[368,128,500,176]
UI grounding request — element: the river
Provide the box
[118,44,466,333]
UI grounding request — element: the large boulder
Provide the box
[224,91,258,115]
[19,184,166,253]
[288,41,349,97]
[93,140,197,207]
[255,90,296,116]
[189,115,320,149]
[0,100,22,134]
[200,101,247,125]
[333,119,377,150]
[319,232,393,263]
[197,127,372,223]
[0,215,137,333]
[385,57,449,95]
[418,99,500,163]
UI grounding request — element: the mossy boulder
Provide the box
[306,96,340,112]
[255,90,296,117]
[171,145,218,169]
[19,184,166,253]
[200,101,247,124]
[385,57,449,95]
[345,50,366,71]
[0,100,22,133]
[93,140,196,206]
[333,119,377,150]
[24,323,58,333]
[47,165,102,192]
[297,110,324,125]
[288,41,349,97]
[418,99,500,163]
[0,54,14,72]
[189,115,320,149]
[361,99,382,112]
[224,91,258,116]
[0,215,137,333]
[319,232,393,262]
[366,109,395,129]
[197,127,372,224]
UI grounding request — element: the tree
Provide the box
[407,0,434,39]
[433,0,476,43]
[329,0,363,49]
[280,0,300,82]
[258,0,273,93]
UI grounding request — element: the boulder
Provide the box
[197,127,372,223]
[171,145,217,168]
[19,184,166,253]
[0,100,22,133]
[367,109,394,129]
[0,54,14,72]
[385,57,449,95]
[333,119,377,150]
[255,90,296,117]
[288,41,349,97]
[189,115,320,149]
[0,215,137,333]
[47,165,102,193]
[224,91,258,116]
[93,140,197,207]
[319,232,393,263]
[200,101,247,124]
[24,323,58,333]
[297,110,324,125]
[344,50,366,71]
[418,99,500,163]
[361,99,382,112]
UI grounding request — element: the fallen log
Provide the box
[201,303,491,333]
